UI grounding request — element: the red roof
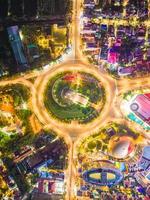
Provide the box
[144,93,150,99]
[63,74,77,82]
[38,180,43,193]
[107,52,118,64]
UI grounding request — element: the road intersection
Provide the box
[0,0,149,199]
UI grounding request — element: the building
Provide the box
[7,26,28,72]
[10,0,23,17]
[64,90,89,107]
[138,146,150,170]
[130,93,150,126]
[37,178,64,195]
[118,66,136,76]
[31,192,64,200]
[0,0,8,20]
[13,146,33,163]
[108,136,135,159]
[24,0,37,17]
[38,0,55,16]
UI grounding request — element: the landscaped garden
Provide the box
[75,122,149,199]
[44,71,106,123]
[77,122,140,158]
[0,84,33,154]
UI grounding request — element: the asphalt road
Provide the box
[0,0,150,199]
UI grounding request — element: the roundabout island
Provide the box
[44,71,106,124]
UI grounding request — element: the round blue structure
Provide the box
[83,167,123,187]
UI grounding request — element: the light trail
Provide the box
[0,0,149,199]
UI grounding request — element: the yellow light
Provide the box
[19,30,24,41]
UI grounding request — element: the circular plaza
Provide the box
[44,71,106,124]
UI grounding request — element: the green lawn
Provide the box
[44,72,105,123]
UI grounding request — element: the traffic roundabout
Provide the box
[32,63,115,135]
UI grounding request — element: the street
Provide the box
[0,0,149,199]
